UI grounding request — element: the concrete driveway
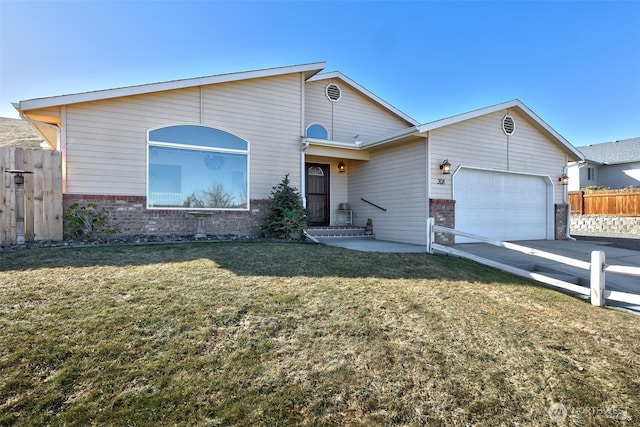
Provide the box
[454,239,640,313]
[317,236,640,313]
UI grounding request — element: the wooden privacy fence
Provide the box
[569,190,640,216]
[427,218,640,309]
[1,147,63,244]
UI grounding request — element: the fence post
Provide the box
[590,250,606,306]
[427,217,434,254]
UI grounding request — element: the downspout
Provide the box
[301,138,309,208]
[300,138,321,244]
[562,163,576,241]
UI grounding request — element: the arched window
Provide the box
[147,125,249,210]
[306,123,329,140]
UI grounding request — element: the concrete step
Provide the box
[307,226,373,238]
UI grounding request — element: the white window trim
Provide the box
[146,124,250,211]
[305,123,330,140]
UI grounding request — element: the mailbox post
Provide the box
[6,169,33,244]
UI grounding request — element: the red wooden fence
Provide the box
[569,190,640,216]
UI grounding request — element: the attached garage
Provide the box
[453,167,553,243]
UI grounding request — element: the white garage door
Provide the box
[454,168,551,243]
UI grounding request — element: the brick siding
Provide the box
[429,198,455,246]
[554,204,569,240]
[63,195,270,237]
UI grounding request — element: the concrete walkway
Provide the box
[317,236,640,313]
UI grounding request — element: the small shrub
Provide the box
[582,185,610,192]
[263,174,309,239]
[64,203,117,240]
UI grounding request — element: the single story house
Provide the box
[14,62,583,245]
[567,137,640,191]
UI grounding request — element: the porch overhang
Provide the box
[303,137,370,160]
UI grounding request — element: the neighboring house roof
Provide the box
[0,117,45,149]
[576,137,640,165]
[363,99,584,161]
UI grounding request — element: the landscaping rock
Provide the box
[0,233,307,251]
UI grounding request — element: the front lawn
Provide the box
[1,242,638,426]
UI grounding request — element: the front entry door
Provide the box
[305,163,330,226]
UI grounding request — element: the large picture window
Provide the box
[147,125,249,210]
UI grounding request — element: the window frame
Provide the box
[305,123,330,140]
[146,123,250,211]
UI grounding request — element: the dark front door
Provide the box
[305,163,330,226]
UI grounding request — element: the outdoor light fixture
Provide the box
[440,159,451,174]
[338,161,346,173]
[559,174,569,186]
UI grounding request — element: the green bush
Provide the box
[582,185,610,192]
[64,203,117,240]
[263,174,309,239]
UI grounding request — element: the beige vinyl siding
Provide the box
[202,74,303,198]
[507,109,567,203]
[349,137,427,245]
[429,109,567,204]
[64,74,304,199]
[65,88,201,195]
[305,80,411,143]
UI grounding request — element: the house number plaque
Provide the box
[437,179,445,185]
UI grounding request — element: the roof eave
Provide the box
[360,126,422,148]
[18,62,327,111]
[415,99,584,161]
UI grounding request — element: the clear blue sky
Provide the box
[1,1,638,146]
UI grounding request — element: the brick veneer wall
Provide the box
[554,204,569,240]
[63,195,270,237]
[429,198,455,246]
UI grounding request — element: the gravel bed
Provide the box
[0,233,305,252]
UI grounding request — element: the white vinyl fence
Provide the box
[427,218,640,309]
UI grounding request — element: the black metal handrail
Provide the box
[360,198,387,212]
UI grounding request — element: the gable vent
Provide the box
[325,83,342,102]
[502,115,515,135]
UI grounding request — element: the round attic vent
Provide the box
[502,115,515,135]
[325,83,342,102]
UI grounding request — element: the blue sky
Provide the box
[1,0,638,147]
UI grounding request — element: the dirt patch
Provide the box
[0,117,45,149]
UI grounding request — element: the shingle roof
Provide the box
[577,137,640,165]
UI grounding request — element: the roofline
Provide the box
[365,99,584,161]
[307,71,420,126]
[361,126,421,148]
[16,62,327,111]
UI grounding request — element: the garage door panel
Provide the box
[454,169,550,243]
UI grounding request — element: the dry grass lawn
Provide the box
[1,242,639,426]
